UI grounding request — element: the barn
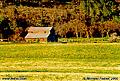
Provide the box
[25,27,55,42]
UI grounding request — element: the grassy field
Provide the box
[0,43,120,80]
[1,72,120,81]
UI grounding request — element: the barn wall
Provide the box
[25,38,47,42]
[28,31,50,33]
[47,28,55,42]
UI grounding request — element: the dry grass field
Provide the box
[0,43,120,81]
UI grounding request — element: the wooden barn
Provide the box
[25,27,55,42]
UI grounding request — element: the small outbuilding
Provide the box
[25,27,55,42]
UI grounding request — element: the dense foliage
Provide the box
[0,0,120,40]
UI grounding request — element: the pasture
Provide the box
[0,43,120,80]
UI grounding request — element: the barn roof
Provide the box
[28,27,52,31]
[25,33,50,39]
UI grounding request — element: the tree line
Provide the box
[0,0,120,41]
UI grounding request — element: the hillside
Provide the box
[0,0,120,40]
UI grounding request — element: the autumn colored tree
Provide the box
[0,0,120,39]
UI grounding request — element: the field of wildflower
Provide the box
[0,43,120,80]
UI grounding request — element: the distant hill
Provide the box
[0,0,120,40]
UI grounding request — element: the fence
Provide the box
[0,39,8,41]
[58,38,109,43]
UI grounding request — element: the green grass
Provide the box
[58,37,110,43]
[0,43,120,59]
[0,43,120,74]
[1,73,119,81]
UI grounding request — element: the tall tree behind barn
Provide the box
[25,27,55,42]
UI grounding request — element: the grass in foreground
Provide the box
[0,43,120,74]
[0,73,120,81]
[0,43,120,59]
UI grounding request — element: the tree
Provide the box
[72,19,79,38]
[98,21,106,38]
[77,21,86,38]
